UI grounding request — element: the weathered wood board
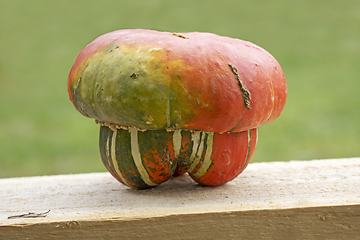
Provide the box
[1,158,359,239]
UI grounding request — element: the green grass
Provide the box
[1,0,359,178]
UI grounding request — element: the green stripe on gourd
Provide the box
[239,130,253,173]
[129,128,159,187]
[191,132,215,178]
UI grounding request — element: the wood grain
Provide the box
[1,158,359,239]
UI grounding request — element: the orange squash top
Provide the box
[68,29,287,133]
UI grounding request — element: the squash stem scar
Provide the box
[228,63,251,109]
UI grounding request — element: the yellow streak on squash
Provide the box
[110,129,131,187]
[129,127,158,187]
[192,132,214,178]
[187,131,205,173]
[173,130,182,159]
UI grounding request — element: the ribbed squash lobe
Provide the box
[99,126,257,189]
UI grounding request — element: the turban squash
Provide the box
[68,29,287,189]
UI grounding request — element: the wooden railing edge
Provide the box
[1,158,359,239]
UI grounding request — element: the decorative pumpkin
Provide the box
[68,29,287,189]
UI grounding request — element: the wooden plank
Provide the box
[0,158,359,239]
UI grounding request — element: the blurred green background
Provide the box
[1,0,359,178]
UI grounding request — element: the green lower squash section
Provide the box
[99,126,190,189]
[99,125,211,189]
[98,125,255,189]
